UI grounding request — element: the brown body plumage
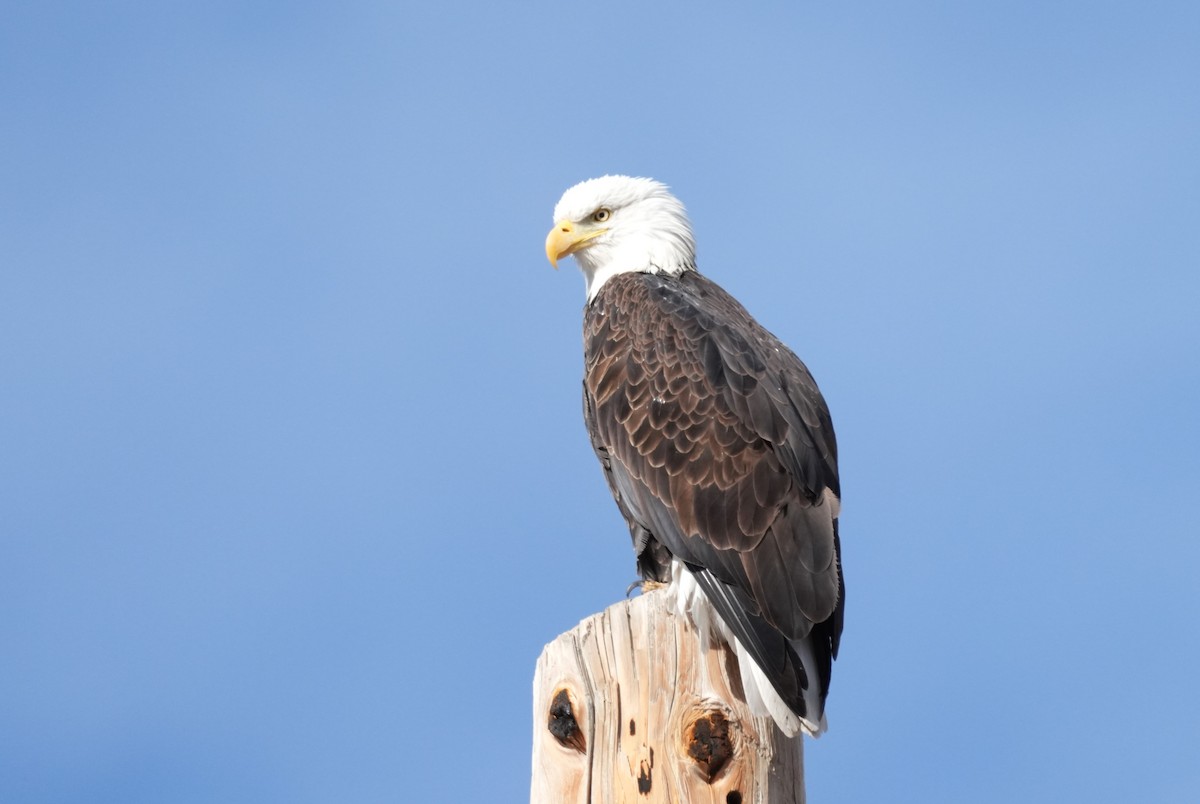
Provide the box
[582,270,843,730]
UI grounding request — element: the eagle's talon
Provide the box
[626,578,667,596]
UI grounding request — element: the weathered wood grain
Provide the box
[532,589,804,803]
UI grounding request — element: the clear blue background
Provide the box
[3,2,1198,801]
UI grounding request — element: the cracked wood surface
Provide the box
[531,589,804,804]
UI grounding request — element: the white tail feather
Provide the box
[667,560,824,737]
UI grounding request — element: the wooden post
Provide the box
[531,588,804,804]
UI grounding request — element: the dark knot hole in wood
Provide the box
[686,708,734,783]
[547,687,586,753]
[637,757,652,794]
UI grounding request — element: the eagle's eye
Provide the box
[592,208,611,223]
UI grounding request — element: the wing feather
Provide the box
[583,270,843,723]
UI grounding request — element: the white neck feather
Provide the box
[578,241,694,301]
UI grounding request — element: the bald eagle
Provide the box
[546,176,844,737]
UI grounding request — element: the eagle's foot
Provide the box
[627,578,668,596]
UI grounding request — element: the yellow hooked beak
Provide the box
[545,219,608,269]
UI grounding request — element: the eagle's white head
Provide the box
[546,175,696,301]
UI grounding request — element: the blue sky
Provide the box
[2,2,1198,801]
